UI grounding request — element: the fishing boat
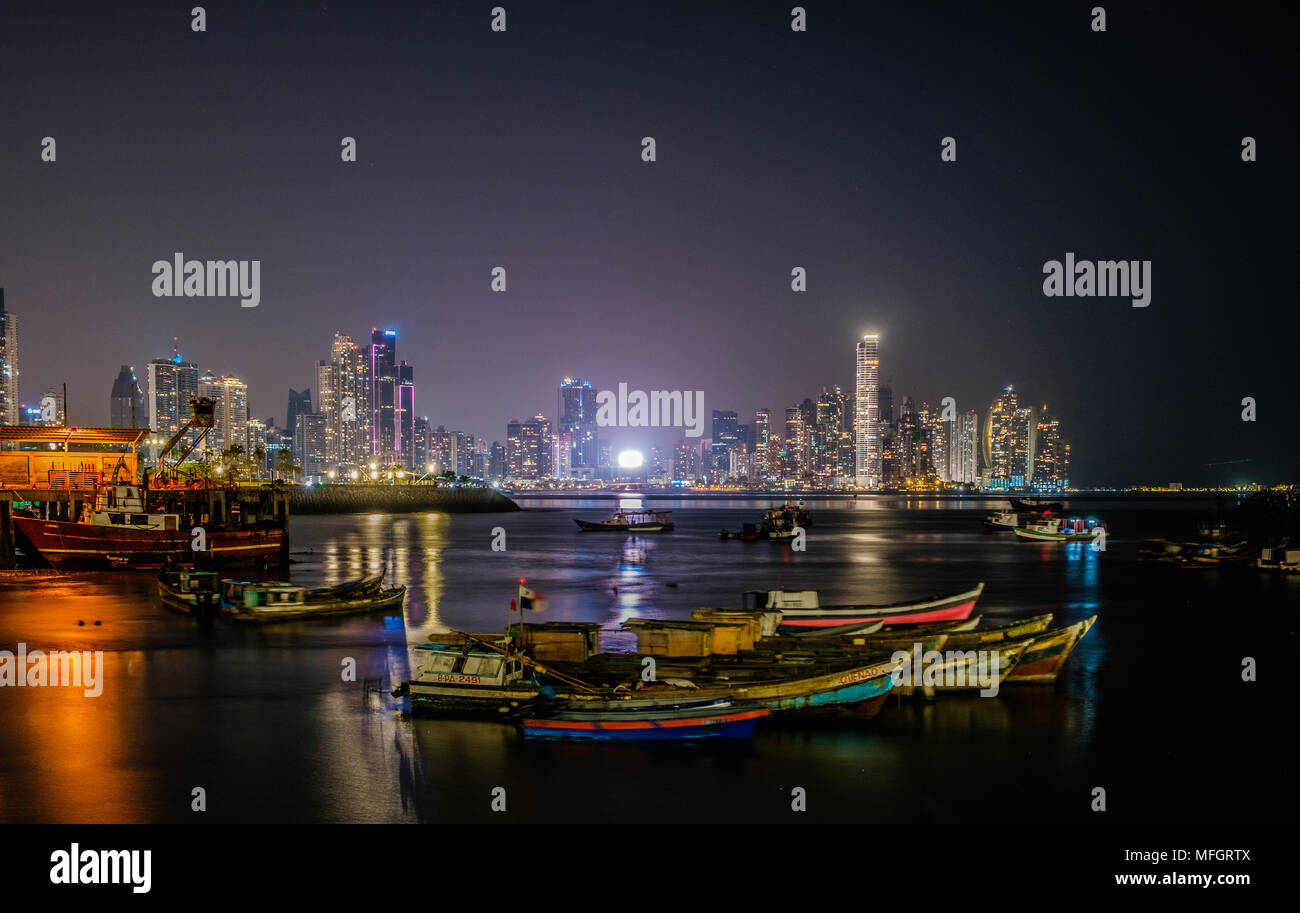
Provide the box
[520,699,770,741]
[1004,615,1097,682]
[219,577,405,622]
[1009,497,1063,513]
[14,481,284,569]
[889,638,1031,695]
[720,504,804,541]
[1013,517,1105,543]
[1257,543,1300,574]
[158,569,389,617]
[395,633,901,720]
[983,510,1022,531]
[746,582,985,629]
[575,509,674,532]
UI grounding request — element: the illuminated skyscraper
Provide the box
[330,333,370,470]
[558,377,599,471]
[369,329,397,457]
[198,373,249,454]
[0,290,19,426]
[1033,406,1069,491]
[753,409,772,480]
[148,348,199,435]
[855,334,880,486]
[397,360,415,466]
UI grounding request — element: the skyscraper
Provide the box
[953,410,980,484]
[753,409,772,480]
[710,409,740,474]
[855,334,880,486]
[286,387,312,456]
[1033,406,1069,491]
[330,332,370,470]
[397,360,415,466]
[315,359,341,470]
[558,377,599,471]
[110,365,146,428]
[0,290,18,426]
[505,414,551,480]
[369,329,397,457]
[147,350,199,435]
[199,372,249,454]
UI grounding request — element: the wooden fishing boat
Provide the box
[157,568,221,614]
[157,569,390,617]
[395,635,901,721]
[720,504,805,541]
[1003,615,1097,682]
[1009,497,1063,513]
[521,699,770,741]
[750,582,985,629]
[219,578,406,622]
[889,639,1031,695]
[1013,518,1105,543]
[575,509,674,532]
[983,510,1022,531]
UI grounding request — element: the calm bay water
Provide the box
[0,498,1288,824]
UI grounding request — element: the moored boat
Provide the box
[520,700,770,741]
[575,509,674,532]
[219,578,406,622]
[1013,517,1105,543]
[1003,615,1097,682]
[749,582,985,629]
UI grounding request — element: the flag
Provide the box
[518,583,544,612]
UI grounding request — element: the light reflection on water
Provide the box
[0,503,1283,823]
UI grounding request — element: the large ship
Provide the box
[13,481,283,569]
[6,397,285,570]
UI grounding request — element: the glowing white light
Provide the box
[617,449,644,469]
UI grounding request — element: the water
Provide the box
[0,499,1289,824]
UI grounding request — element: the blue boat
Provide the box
[521,699,770,741]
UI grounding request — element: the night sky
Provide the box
[1,1,1294,485]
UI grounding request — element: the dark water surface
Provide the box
[0,499,1290,824]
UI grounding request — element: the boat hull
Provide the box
[222,586,407,622]
[776,583,984,629]
[14,516,282,569]
[522,706,769,740]
[1004,615,1097,682]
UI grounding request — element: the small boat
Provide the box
[1013,518,1105,543]
[721,504,804,541]
[1009,497,1063,513]
[1257,543,1300,574]
[157,567,222,614]
[219,577,406,622]
[983,510,1022,531]
[158,569,391,617]
[521,699,770,741]
[575,509,674,532]
[750,583,985,629]
[1004,615,1097,682]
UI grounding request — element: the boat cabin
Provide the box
[742,590,821,611]
[87,483,181,530]
[691,608,783,638]
[414,641,528,687]
[222,579,307,607]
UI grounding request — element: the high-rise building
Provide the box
[0,290,19,426]
[315,359,341,469]
[753,409,773,480]
[295,413,327,478]
[558,377,599,470]
[330,333,370,470]
[505,414,551,480]
[286,387,312,455]
[397,360,415,467]
[369,329,397,457]
[783,406,807,479]
[952,410,979,484]
[147,350,200,435]
[488,440,506,481]
[110,365,146,428]
[199,372,249,454]
[855,334,880,486]
[36,387,66,426]
[710,410,741,476]
[985,386,1018,486]
[1033,406,1069,491]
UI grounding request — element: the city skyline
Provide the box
[1,3,1293,485]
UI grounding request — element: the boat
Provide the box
[890,638,1031,695]
[1013,517,1105,543]
[983,510,1022,531]
[575,509,674,532]
[13,481,284,570]
[520,699,770,741]
[1009,497,1063,513]
[1141,520,1250,567]
[1004,615,1097,682]
[720,504,805,541]
[158,569,389,617]
[745,582,985,629]
[1257,543,1300,574]
[395,633,901,721]
[218,577,406,622]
